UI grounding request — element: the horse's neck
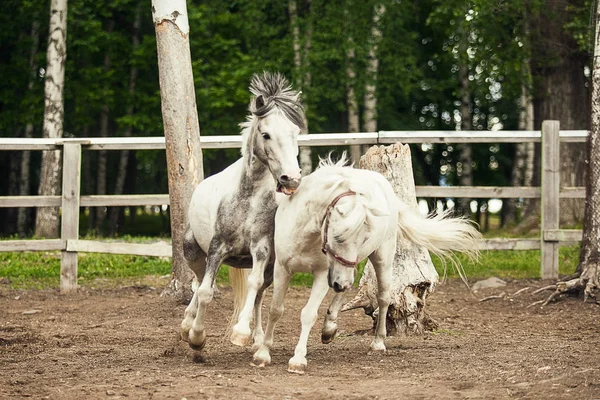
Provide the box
[240,153,274,194]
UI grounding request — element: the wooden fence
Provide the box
[0,120,587,291]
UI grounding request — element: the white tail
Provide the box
[396,201,481,281]
[226,267,250,339]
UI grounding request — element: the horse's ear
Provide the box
[255,95,265,109]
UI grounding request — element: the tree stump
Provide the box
[343,143,439,334]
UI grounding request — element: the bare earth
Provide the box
[1,279,599,400]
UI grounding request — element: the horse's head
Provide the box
[322,192,389,292]
[243,72,305,195]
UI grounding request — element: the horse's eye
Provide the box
[262,132,271,140]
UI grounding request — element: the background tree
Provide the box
[152,0,204,301]
[35,0,68,238]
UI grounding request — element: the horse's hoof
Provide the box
[321,328,338,344]
[287,363,306,375]
[230,328,251,347]
[252,346,271,367]
[188,329,206,350]
[287,357,307,375]
[369,341,386,353]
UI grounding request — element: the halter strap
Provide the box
[321,191,359,268]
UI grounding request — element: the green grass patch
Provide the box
[0,241,581,290]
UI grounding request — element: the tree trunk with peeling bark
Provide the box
[539,4,600,304]
[343,144,439,334]
[346,32,361,165]
[289,0,312,176]
[35,0,68,238]
[362,4,385,135]
[152,0,204,302]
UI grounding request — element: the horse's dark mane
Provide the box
[249,72,306,132]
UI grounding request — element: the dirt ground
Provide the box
[1,278,599,400]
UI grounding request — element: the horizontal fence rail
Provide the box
[0,124,588,291]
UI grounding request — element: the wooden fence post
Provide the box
[541,120,560,279]
[60,142,82,292]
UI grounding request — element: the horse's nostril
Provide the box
[333,282,343,293]
[279,174,290,183]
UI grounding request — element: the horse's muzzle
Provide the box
[277,174,301,195]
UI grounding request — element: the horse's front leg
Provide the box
[181,229,207,342]
[253,260,290,367]
[321,291,345,344]
[288,270,329,375]
[188,239,229,351]
[231,240,271,346]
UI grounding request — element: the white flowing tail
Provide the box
[226,267,249,337]
[396,201,481,279]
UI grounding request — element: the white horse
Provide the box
[180,72,305,352]
[252,154,481,374]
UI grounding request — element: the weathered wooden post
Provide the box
[540,120,560,279]
[59,141,82,292]
[343,143,440,334]
[152,0,204,302]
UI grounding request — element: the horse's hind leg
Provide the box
[181,229,207,342]
[231,239,271,346]
[251,263,273,351]
[188,238,229,351]
[367,240,394,352]
[321,292,345,344]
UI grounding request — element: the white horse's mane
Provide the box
[240,72,304,156]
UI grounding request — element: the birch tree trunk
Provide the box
[343,144,439,334]
[289,0,312,176]
[152,0,204,302]
[457,24,473,218]
[109,2,141,236]
[35,0,68,238]
[540,4,600,304]
[504,80,534,225]
[18,19,41,236]
[346,34,361,164]
[362,4,385,135]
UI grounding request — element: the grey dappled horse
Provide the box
[180,72,305,352]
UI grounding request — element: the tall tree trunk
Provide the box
[539,5,600,304]
[457,20,472,218]
[152,0,204,302]
[531,1,589,226]
[18,19,41,237]
[346,27,361,164]
[109,2,141,237]
[35,0,68,238]
[289,0,312,176]
[95,20,115,235]
[362,4,385,135]
[505,80,535,225]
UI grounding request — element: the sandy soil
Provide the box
[1,279,599,400]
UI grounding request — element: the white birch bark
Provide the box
[152,0,204,301]
[35,0,68,238]
[289,0,312,175]
[362,4,385,134]
[346,25,361,164]
[343,144,440,334]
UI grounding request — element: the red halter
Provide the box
[321,191,359,268]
